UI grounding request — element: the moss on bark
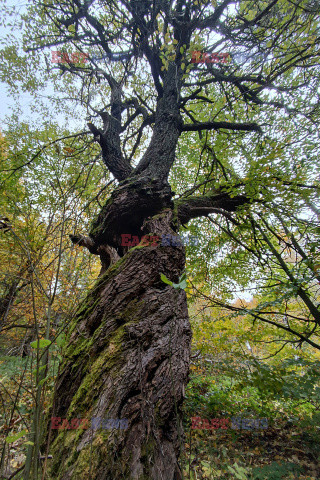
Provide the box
[46,210,191,480]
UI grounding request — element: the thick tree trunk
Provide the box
[46,203,192,480]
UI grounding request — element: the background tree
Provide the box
[0,122,105,478]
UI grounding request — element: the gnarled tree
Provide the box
[19,0,320,478]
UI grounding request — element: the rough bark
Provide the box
[46,208,192,480]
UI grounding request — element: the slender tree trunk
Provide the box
[46,201,192,480]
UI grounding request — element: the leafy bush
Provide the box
[0,356,28,378]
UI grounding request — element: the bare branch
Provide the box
[182,121,262,133]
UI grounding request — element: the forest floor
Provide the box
[182,420,320,479]
[0,412,319,479]
[1,356,320,479]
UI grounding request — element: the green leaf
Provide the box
[247,10,255,20]
[38,376,49,387]
[32,365,46,375]
[5,429,28,444]
[160,273,173,286]
[179,272,186,283]
[56,332,66,348]
[30,339,52,349]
